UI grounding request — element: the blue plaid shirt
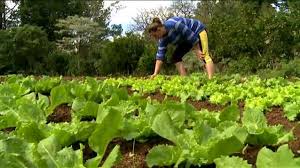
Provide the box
[156,17,206,60]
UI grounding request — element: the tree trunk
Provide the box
[0,0,5,29]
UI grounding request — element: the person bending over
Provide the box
[148,16,214,79]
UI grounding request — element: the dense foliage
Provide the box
[0,74,299,167]
[0,1,299,76]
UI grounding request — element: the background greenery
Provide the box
[0,0,299,77]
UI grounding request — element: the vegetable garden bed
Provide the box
[0,74,300,168]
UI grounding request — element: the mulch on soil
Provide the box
[46,104,72,123]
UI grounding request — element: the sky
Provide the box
[104,1,173,32]
[6,0,173,32]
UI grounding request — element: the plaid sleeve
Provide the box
[156,39,168,60]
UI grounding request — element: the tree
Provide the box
[195,0,218,24]
[109,24,123,37]
[97,33,146,75]
[83,0,121,40]
[0,0,19,29]
[169,0,196,18]
[130,0,197,32]
[55,15,104,73]
[0,0,5,29]
[19,0,86,40]
[0,25,50,74]
[131,6,172,32]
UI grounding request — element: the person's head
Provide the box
[147,17,167,40]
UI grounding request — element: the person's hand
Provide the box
[193,43,205,60]
[150,73,157,79]
[196,50,205,60]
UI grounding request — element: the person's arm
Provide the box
[150,60,163,79]
[205,62,214,79]
[151,40,167,79]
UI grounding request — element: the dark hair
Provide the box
[147,17,163,33]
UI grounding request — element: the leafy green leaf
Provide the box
[85,155,102,168]
[100,145,121,168]
[246,125,293,145]
[146,145,181,167]
[151,112,180,143]
[242,108,267,134]
[16,98,46,123]
[214,156,251,168]
[56,147,85,168]
[35,76,61,94]
[37,135,61,168]
[16,122,46,143]
[47,84,74,115]
[163,101,186,129]
[0,112,18,130]
[75,101,99,119]
[256,144,300,168]
[219,104,240,122]
[89,107,123,159]
[37,93,50,111]
[284,102,300,121]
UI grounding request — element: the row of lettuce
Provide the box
[107,73,300,121]
[0,74,299,167]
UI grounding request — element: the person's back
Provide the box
[164,16,206,38]
[147,17,214,79]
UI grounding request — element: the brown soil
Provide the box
[33,76,107,81]
[142,90,223,112]
[127,86,135,96]
[236,145,262,166]
[46,104,72,123]
[266,107,300,156]
[71,142,97,162]
[101,138,173,168]
[0,76,6,82]
[80,115,96,122]
[266,107,295,130]
[126,89,300,167]
[0,127,16,133]
[238,101,245,120]
[236,106,300,166]
[187,99,224,111]
[83,144,98,162]
[143,91,166,102]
